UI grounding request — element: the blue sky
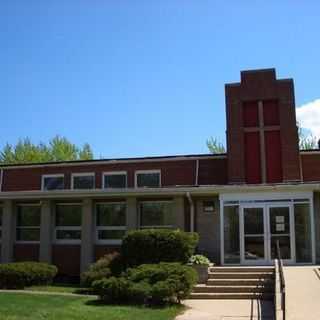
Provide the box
[1,1,320,158]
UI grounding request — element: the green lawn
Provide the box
[0,293,183,320]
[27,283,87,294]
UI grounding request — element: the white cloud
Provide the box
[296,99,320,138]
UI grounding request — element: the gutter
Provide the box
[186,192,195,232]
[0,183,318,200]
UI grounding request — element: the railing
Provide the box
[276,240,286,320]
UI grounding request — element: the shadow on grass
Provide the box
[84,299,182,310]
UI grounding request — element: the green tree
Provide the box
[206,137,226,154]
[298,124,318,150]
[0,136,94,164]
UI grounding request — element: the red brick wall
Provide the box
[52,245,81,276]
[14,244,39,262]
[225,69,301,184]
[2,157,229,191]
[301,153,320,181]
[198,158,227,185]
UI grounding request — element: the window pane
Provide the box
[17,206,41,226]
[56,230,81,240]
[137,173,160,188]
[56,204,82,226]
[294,203,312,263]
[73,175,94,189]
[44,176,64,190]
[16,228,40,241]
[244,208,264,234]
[140,202,173,227]
[224,206,240,264]
[104,174,126,188]
[245,236,265,260]
[98,230,126,240]
[96,203,126,226]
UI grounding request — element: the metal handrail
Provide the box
[276,240,286,320]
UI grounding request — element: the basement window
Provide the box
[54,203,82,243]
[96,202,127,244]
[135,170,161,188]
[16,204,41,242]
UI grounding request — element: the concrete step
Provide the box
[208,272,275,279]
[209,266,275,273]
[189,292,274,300]
[207,278,274,286]
[193,284,274,293]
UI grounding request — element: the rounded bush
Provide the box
[122,229,199,267]
[93,262,197,305]
[0,262,58,289]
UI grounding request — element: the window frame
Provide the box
[15,203,41,244]
[95,201,127,245]
[71,172,95,190]
[139,200,173,229]
[41,174,65,191]
[53,202,82,244]
[135,170,161,188]
[102,171,128,189]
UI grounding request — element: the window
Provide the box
[96,202,126,244]
[135,170,161,188]
[72,173,95,189]
[16,204,41,242]
[140,201,173,228]
[103,172,127,189]
[55,203,82,243]
[42,174,64,191]
[0,205,2,242]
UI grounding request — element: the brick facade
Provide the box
[0,68,319,274]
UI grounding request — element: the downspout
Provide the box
[195,159,199,186]
[186,192,194,232]
[0,169,3,192]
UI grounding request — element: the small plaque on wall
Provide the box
[203,201,215,214]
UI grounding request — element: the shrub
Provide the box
[121,229,199,267]
[93,262,197,305]
[189,254,210,266]
[81,254,113,287]
[93,277,130,303]
[0,262,57,289]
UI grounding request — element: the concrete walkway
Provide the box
[177,299,274,320]
[284,266,320,320]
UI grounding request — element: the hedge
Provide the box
[93,262,197,305]
[121,229,199,267]
[0,262,58,289]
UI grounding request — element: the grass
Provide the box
[27,283,87,294]
[0,293,183,320]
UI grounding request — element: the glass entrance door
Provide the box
[241,206,267,264]
[267,205,294,263]
[240,204,295,264]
